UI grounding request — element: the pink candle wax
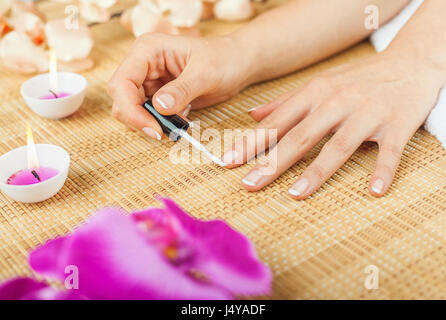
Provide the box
[7,167,59,185]
[40,93,71,100]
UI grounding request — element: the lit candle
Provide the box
[39,49,70,100]
[6,124,58,186]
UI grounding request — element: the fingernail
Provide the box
[248,104,264,112]
[242,170,263,186]
[371,179,385,194]
[288,178,309,197]
[182,104,192,117]
[143,127,161,140]
[222,150,238,164]
[156,94,175,109]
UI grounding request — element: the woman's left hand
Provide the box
[222,51,446,199]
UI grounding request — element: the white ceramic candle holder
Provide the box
[21,72,87,120]
[0,144,70,203]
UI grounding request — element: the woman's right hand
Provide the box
[108,33,250,140]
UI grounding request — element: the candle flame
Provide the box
[49,48,58,94]
[26,123,39,169]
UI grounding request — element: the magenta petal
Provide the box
[134,199,272,296]
[0,278,83,300]
[30,208,230,300]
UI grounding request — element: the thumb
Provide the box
[153,68,205,115]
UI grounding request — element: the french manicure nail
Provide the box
[242,170,263,186]
[288,178,309,197]
[372,179,385,194]
[156,94,174,109]
[248,104,264,113]
[143,127,161,140]
[182,104,192,117]
[222,150,238,164]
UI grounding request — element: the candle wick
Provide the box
[31,170,41,181]
[49,90,58,99]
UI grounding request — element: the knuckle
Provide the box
[293,132,312,148]
[257,115,280,131]
[375,163,396,177]
[135,32,154,45]
[329,133,354,154]
[331,84,358,102]
[170,80,192,99]
[280,130,311,148]
[308,164,326,181]
[306,76,328,91]
[381,143,404,161]
[368,105,390,121]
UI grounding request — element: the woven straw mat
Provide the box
[0,0,445,299]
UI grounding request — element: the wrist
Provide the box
[384,44,446,86]
[223,31,264,88]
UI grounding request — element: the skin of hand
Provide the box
[108,0,409,140]
[223,0,446,199]
[107,33,249,140]
[222,50,446,198]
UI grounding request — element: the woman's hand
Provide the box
[222,51,446,198]
[108,33,249,140]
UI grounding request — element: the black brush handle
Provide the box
[142,100,189,141]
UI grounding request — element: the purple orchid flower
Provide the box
[0,278,84,300]
[0,198,271,300]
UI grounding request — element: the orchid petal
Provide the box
[30,208,231,300]
[6,11,45,45]
[79,1,110,23]
[134,199,272,296]
[158,0,203,27]
[0,31,48,73]
[131,4,176,37]
[80,0,118,9]
[120,7,134,32]
[0,278,84,300]
[45,19,93,62]
[214,0,255,21]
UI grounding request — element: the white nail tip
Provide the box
[371,179,384,194]
[155,97,168,109]
[288,188,301,196]
[154,131,162,140]
[242,178,256,186]
[247,107,257,112]
[143,127,161,140]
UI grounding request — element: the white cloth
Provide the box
[370,0,446,148]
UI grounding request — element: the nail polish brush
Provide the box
[142,100,226,167]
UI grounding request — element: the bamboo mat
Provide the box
[1,1,446,299]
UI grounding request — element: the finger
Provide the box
[249,90,296,122]
[222,88,312,168]
[152,65,208,116]
[369,132,407,197]
[240,105,347,191]
[288,116,378,199]
[108,46,150,101]
[107,46,163,135]
[111,83,163,140]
